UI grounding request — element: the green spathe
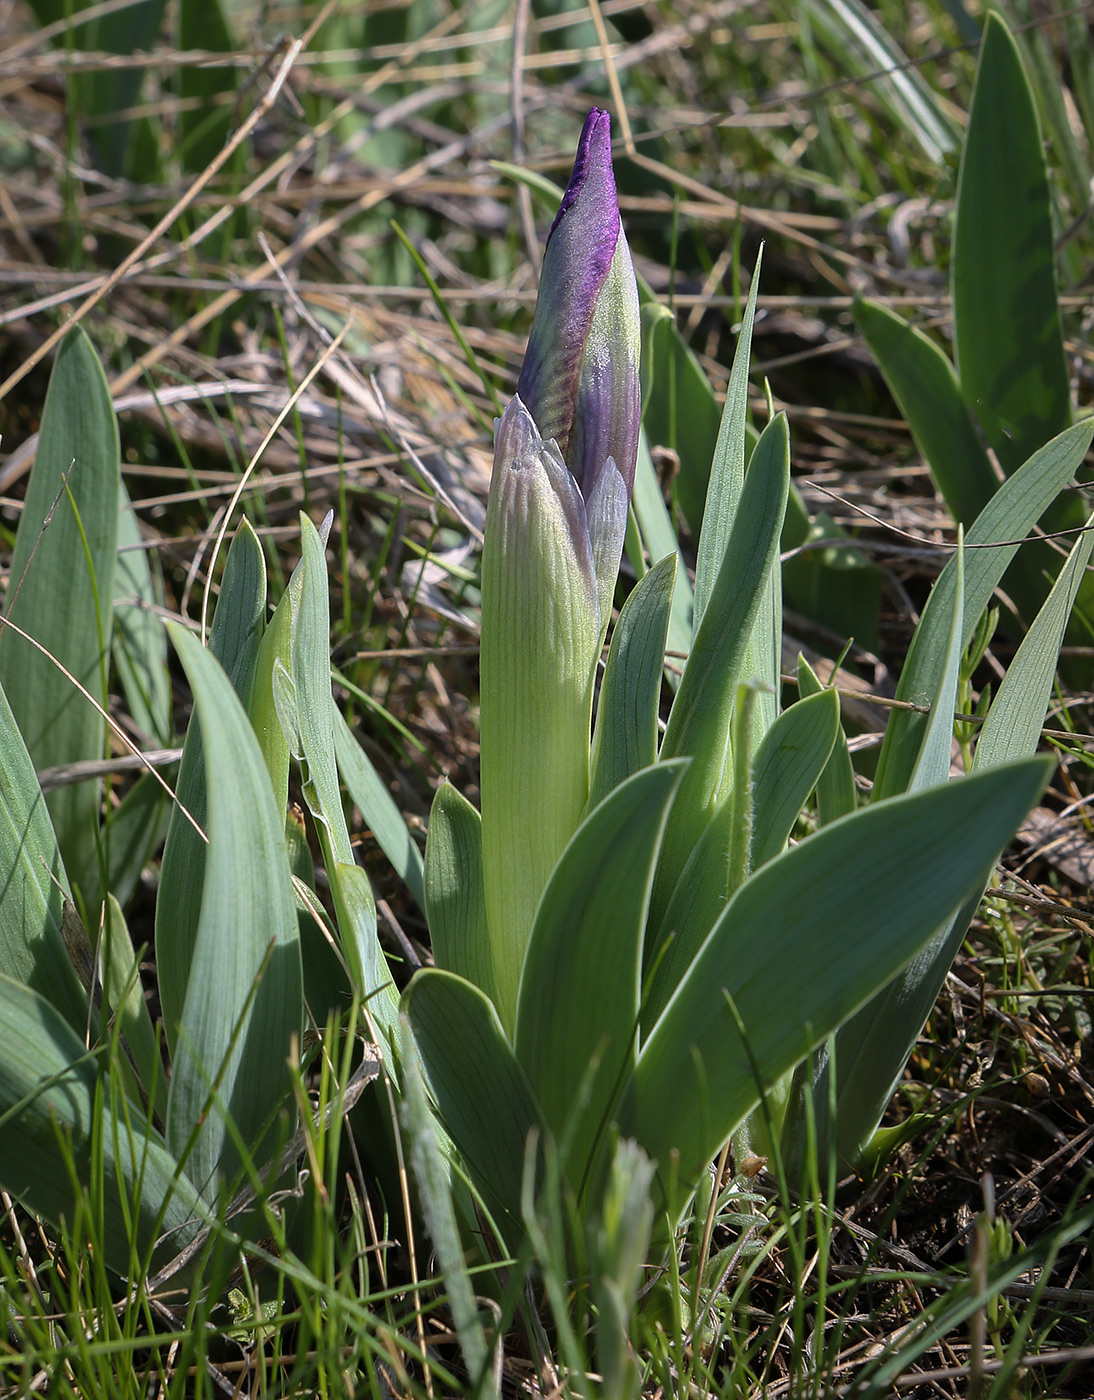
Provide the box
[479,398,603,1034]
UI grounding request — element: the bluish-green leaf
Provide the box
[113,489,171,746]
[165,625,301,1203]
[953,12,1071,476]
[693,251,762,631]
[641,306,721,539]
[0,972,207,1273]
[855,299,998,525]
[156,521,267,1054]
[975,513,1094,771]
[402,969,543,1246]
[589,553,676,809]
[750,687,840,868]
[796,655,857,826]
[0,678,87,1035]
[333,708,425,912]
[515,763,685,1189]
[873,421,1094,802]
[425,782,495,1008]
[0,327,119,904]
[620,757,1051,1223]
[655,413,790,916]
[908,535,964,792]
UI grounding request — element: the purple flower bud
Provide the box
[517,109,641,507]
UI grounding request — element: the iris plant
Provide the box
[478,108,640,1033]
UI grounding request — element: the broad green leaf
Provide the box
[289,515,396,1032]
[0,327,119,905]
[953,12,1070,476]
[249,568,295,821]
[693,256,779,746]
[291,513,354,869]
[0,972,207,1273]
[855,299,998,526]
[400,1022,487,1381]
[0,678,87,1034]
[156,522,267,1054]
[629,434,693,679]
[165,625,301,1203]
[641,306,721,538]
[750,687,840,868]
[425,782,495,1007]
[589,553,676,809]
[333,708,425,912]
[795,517,1094,1171]
[331,863,397,1046]
[113,490,171,746]
[800,539,964,1168]
[655,414,790,914]
[515,763,685,1190]
[872,420,1094,801]
[796,656,856,825]
[645,798,734,1032]
[402,969,543,1246]
[620,757,1051,1223]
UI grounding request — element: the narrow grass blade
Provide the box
[402,968,543,1247]
[953,12,1071,476]
[589,553,676,809]
[156,521,267,1055]
[0,327,119,904]
[806,0,957,161]
[872,421,1094,801]
[855,299,998,525]
[165,625,301,1203]
[621,757,1051,1224]
[515,762,685,1190]
[750,687,840,868]
[425,781,496,1008]
[0,678,88,1035]
[333,708,425,912]
[0,972,207,1273]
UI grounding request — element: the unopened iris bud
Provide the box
[478,111,641,1033]
[516,107,641,626]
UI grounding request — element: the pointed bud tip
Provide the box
[547,109,615,247]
